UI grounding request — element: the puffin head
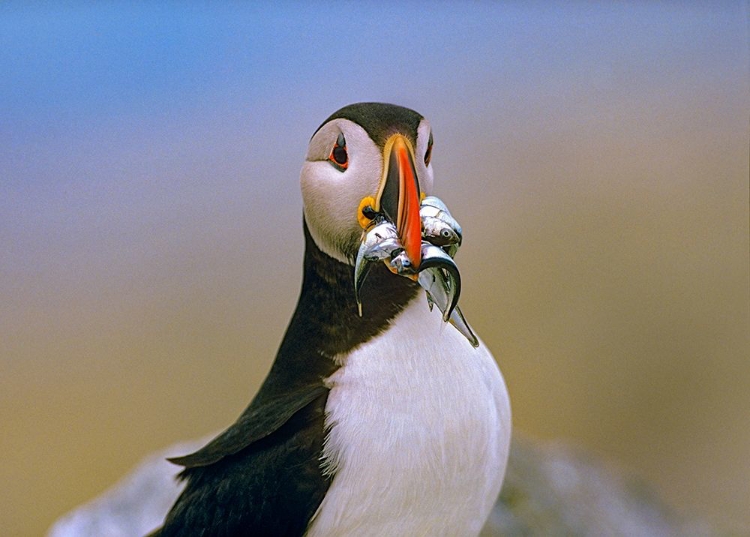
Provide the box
[300,103,435,266]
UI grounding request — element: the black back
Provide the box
[153,220,419,536]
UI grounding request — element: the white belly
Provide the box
[306,295,511,537]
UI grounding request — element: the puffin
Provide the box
[152,103,511,536]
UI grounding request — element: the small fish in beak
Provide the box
[420,196,463,259]
[417,242,461,322]
[349,127,477,345]
[353,191,478,347]
[354,217,403,315]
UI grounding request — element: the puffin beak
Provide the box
[353,134,424,316]
[376,134,422,269]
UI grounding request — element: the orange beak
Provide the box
[376,134,422,270]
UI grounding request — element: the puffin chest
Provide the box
[306,297,509,536]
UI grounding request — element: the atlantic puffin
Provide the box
[152,102,511,536]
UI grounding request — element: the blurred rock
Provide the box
[483,437,716,537]
[48,438,203,537]
[49,435,716,537]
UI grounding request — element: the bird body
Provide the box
[307,296,509,536]
[155,103,511,536]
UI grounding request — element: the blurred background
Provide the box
[1,3,748,535]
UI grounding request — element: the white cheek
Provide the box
[300,155,382,263]
[301,162,358,262]
[300,120,384,262]
[421,165,434,196]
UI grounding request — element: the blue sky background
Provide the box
[1,3,748,535]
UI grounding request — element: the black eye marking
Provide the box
[329,132,348,170]
[424,132,433,166]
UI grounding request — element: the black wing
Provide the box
[168,384,328,468]
[154,386,331,537]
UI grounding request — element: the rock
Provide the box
[49,435,715,537]
[483,437,715,537]
[48,438,204,537]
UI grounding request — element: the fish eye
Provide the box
[329,132,348,170]
[424,132,433,167]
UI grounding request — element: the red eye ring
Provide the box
[329,132,348,170]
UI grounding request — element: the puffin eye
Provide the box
[329,132,348,170]
[424,132,433,167]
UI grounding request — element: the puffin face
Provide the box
[300,103,435,265]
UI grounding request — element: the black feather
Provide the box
[153,219,419,536]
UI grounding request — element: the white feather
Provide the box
[306,295,511,537]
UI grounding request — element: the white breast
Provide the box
[306,295,511,537]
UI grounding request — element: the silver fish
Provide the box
[420,196,462,258]
[448,305,479,348]
[416,243,478,347]
[417,242,460,322]
[354,219,403,315]
[389,248,417,276]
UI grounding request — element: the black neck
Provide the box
[252,220,420,403]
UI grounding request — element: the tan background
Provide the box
[1,4,748,536]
